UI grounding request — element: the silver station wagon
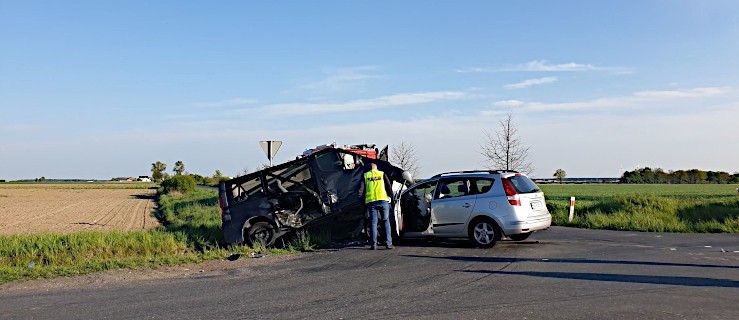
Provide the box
[396,170,551,248]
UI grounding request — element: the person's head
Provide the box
[370,163,378,170]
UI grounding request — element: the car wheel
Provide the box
[468,218,501,248]
[245,221,276,247]
[508,232,532,241]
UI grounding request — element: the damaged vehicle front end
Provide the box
[218,148,408,246]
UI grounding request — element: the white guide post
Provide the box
[569,197,576,222]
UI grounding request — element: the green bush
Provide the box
[161,175,196,194]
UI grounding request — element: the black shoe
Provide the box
[369,246,377,250]
[386,244,394,249]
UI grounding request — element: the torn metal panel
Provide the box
[219,148,406,246]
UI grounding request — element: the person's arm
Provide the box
[358,175,365,200]
[384,173,393,200]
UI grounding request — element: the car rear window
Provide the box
[470,178,494,195]
[506,175,540,194]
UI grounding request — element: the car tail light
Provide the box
[502,178,521,206]
[218,196,225,217]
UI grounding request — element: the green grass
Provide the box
[0,188,310,284]
[0,231,199,282]
[541,184,739,233]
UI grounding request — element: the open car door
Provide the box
[397,178,437,237]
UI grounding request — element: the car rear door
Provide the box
[506,175,547,214]
[430,177,476,235]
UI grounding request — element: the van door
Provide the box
[430,178,476,235]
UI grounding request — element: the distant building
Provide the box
[138,176,151,182]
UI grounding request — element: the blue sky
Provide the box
[2,1,738,180]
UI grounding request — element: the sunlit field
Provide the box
[540,184,739,233]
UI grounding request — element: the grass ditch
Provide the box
[0,188,313,284]
[542,184,739,233]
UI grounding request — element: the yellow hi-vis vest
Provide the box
[364,169,390,204]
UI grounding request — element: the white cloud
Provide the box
[300,66,381,91]
[633,86,730,99]
[503,77,558,90]
[492,86,732,112]
[492,100,525,107]
[194,98,258,108]
[457,60,630,73]
[249,91,469,116]
[454,67,487,73]
[506,60,599,72]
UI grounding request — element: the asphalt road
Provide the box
[2,227,738,319]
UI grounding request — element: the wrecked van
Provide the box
[218,148,409,246]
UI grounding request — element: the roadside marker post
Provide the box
[569,197,576,222]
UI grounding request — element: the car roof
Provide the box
[430,170,519,178]
[407,170,531,188]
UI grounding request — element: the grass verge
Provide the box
[542,184,739,233]
[0,188,309,284]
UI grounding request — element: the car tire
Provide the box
[468,218,501,248]
[245,221,276,247]
[508,232,532,241]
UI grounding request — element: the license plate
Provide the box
[531,201,543,210]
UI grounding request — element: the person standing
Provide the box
[358,162,394,250]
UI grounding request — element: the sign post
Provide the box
[259,140,283,167]
[569,197,576,222]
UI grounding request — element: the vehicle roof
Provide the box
[430,170,520,178]
[406,170,529,189]
[225,147,406,185]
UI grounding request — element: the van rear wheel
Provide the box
[468,218,501,248]
[245,221,276,247]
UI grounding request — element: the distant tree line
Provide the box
[150,160,229,192]
[620,167,739,184]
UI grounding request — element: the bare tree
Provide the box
[390,141,421,179]
[480,112,534,174]
[236,167,250,178]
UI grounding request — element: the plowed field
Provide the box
[0,183,159,235]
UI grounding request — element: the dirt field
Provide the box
[0,183,159,235]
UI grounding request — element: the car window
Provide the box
[264,164,313,194]
[507,175,541,194]
[400,180,437,232]
[341,152,361,170]
[315,152,343,172]
[435,178,472,199]
[232,175,263,202]
[470,178,494,195]
[407,181,437,201]
[315,152,360,172]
